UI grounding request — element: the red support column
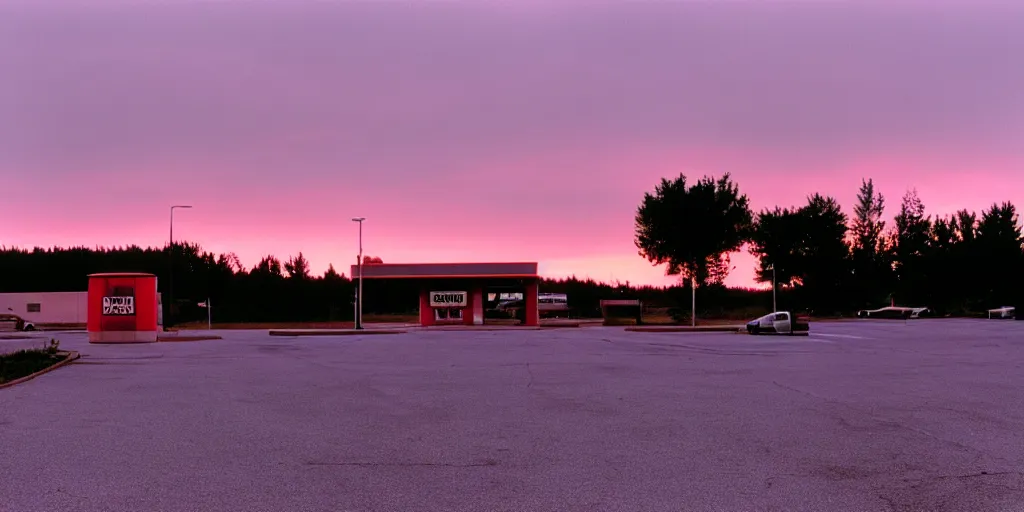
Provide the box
[471,287,484,325]
[419,289,434,326]
[462,288,474,325]
[524,281,539,326]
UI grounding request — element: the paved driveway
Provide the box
[3,320,1024,511]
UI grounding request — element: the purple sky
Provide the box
[2,1,1022,287]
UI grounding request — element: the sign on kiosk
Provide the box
[430,291,467,308]
[102,296,135,316]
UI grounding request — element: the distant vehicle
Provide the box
[538,293,569,312]
[496,293,569,313]
[987,306,1015,319]
[0,314,36,332]
[746,311,809,335]
[857,306,930,319]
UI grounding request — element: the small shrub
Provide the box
[0,344,63,384]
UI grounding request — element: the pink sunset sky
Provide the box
[2,1,1022,288]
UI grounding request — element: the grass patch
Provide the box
[0,339,63,385]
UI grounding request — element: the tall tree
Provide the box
[798,194,851,312]
[975,202,1023,307]
[749,207,803,288]
[926,210,979,313]
[750,195,850,312]
[635,173,753,325]
[951,209,980,301]
[851,179,886,254]
[927,215,958,310]
[849,179,891,307]
[891,189,932,305]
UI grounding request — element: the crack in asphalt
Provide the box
[55,488,87,500]
[772,380,991,456]
[876,472,1024,511]
[945,471,1023,479]
[876,493,898,511]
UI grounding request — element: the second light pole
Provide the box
[168,204,192,328]
[352,217,365,330]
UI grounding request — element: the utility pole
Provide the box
[168,205,192,329]
[353,255,359,327]
[691,276,696,327]
[769,264,777,312]
[352,217,365,330]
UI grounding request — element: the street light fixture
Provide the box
[767,264,777,313]
[168,205,192,328]
[352,217,365,330]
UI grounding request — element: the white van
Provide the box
[988,306,1015,319]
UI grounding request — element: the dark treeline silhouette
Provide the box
[2,177,1022,322]
[0,244,773,323]
[0,244,953,326]
[0,244,357,324]
[637,175,1023,316]
[755,185,1024,315]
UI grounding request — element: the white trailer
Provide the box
[0,292,88,325]
[1,291,165,329]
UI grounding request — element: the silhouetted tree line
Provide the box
[1,244,764,323]
[0,244,360,324]
[637,175,1024,316]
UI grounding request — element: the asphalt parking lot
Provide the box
[3,319,1024,512]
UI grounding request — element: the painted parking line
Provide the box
[804,336,836,343]
[811,333,870,340]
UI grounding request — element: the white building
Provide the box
[0,292,89,325]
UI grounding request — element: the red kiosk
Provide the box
[87,272,159,343]
[350,262,540,326]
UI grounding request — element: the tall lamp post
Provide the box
[169,205,192,328]
[351,217,365,330]
[768,264,777,313]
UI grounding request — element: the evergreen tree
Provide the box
[891,189,932,305]
[975,202,1023,307]
[850,179,891,307]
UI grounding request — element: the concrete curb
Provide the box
[625,325,744,333]
[540,321,582,328]
[158,335,224,342]
[0,350,81,390]
[420,326,542,331]
[268,329,407,337]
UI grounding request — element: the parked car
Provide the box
[0,314,36,332]
[746,311,809,335]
